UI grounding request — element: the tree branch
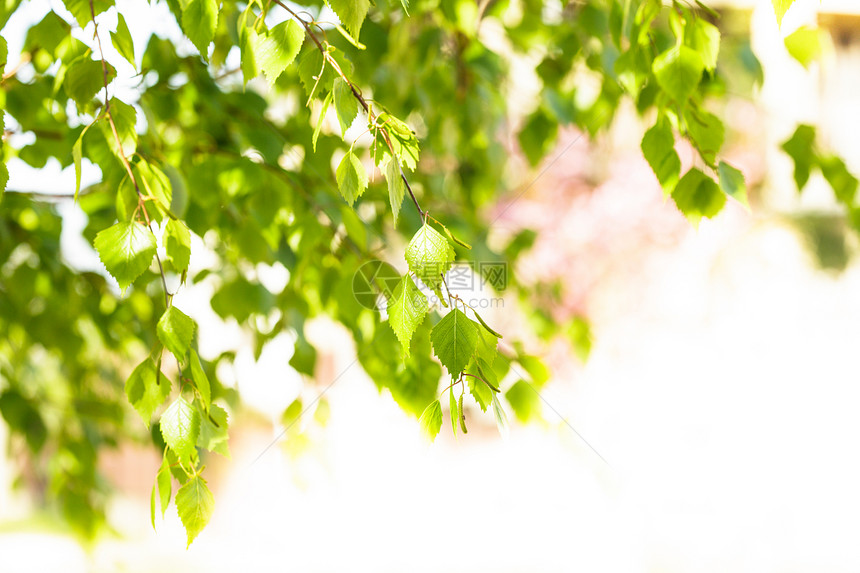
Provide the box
[89,0,170,309]
[270,0,425,219]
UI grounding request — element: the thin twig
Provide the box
[270,0,425,218]
[89,0,170,309]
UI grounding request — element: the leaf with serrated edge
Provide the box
[254,19,304,86]
[418,399,442,442]
[387,275,428,358]
[328,0,370,38]
[157,306,196,362]
[431,308,479,379]
[182,0,219,60]
[197,403,229,457]
[641,119,681,195]
[164,219,191,273]
[336,150,368,206]
[653,44,704,103]
[405,222,455,300]
[94,219,153,288]
[333,78,359,135]
[125,358,171,428]
[111,13,136,70]
[160,397,200,466]
[175,475,214,548]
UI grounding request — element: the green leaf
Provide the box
[448,387,458,437]
[181,0,219,60]
[386,157,406,227]
[111,13,136,69]
[784,26,822,69]
[136,159,173,223]
[64,58,113,105]
[458,392,467,433]
[405,222,455,301]
[672,168,726,227]
[312,91,333,152]
[491,392,509,438]
[684,108,724,166]
[124,358,171,428]
[327,0,370,38]
[197,403,229,457]
[289,335,317,376]
[819,155,859,207]
[717,161,749,209]
[686,17,720,71]
[641,119,681,194]
[157,453,172,518]
[652,44,704,104]
[505,380,539,423]
[189,349,211,410]
[431,308,479,379]
[772,0,797,27]
[157,306,196,362]
[467,361,493,412]
[93,221,156,293]
[62,0,113,27]
[238,7,260,84]
[160,396,200,466]
[254,19,304,87]
[101,98,137,159]
[781,124,817,190]
[418,399,442,442]
[336,151,368,206]
[175,475,214,548]
[333,78,359,135]
[387,275,428,358]
[164,219,191,274]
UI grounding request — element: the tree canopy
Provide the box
[0,0,843,546]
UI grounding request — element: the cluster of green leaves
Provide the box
[0,0,814,547]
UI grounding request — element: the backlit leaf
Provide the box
[336,150,368,206]
[157,306,196,362]
[641,119,680,194]
[387,275,428,358]
[418,399,442,442]
[160,397,200,466]
[431,308,479,379]
[405,222,455,301]
[124,358,171,428]
[254,19,304,86]
[94,221,156,293]
[175,475,214,548]
[653,44,704,103]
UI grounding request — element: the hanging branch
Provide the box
[271,0,425,219]
[89,0,171,309]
